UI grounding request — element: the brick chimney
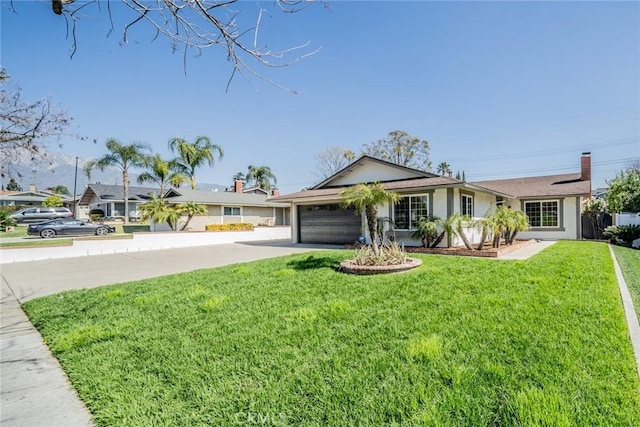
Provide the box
[581,152,592,196]
[271,188,280,197]
[234,180,243,193]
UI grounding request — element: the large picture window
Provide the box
[524,200,559,227]
[394,195,429,230]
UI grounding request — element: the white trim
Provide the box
[393,193,430,231]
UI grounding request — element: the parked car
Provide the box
[10,207,73,223]
[27,219,115,238]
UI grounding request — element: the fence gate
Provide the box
[581,213,612,239]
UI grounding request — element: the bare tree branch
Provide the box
[0,70,77,178]
[45,0,321,91]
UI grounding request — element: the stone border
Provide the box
[339,257,422,275]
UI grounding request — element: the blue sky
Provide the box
[2,0,639,193]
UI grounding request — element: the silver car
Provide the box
[10,207,73,223]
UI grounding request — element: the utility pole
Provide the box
[73,156,78,217]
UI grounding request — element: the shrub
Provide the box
[205,223,254,232]
[0,210,18,231]
[603,225,640,246]
[352,242,409,266]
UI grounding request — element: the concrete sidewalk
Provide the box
[0,240,555,426]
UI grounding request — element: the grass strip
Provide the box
[0,239,73,248]
[611,245,640,322]
[24,241,640,426]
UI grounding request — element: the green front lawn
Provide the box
[24,241,640,426]
[612,245,640,321]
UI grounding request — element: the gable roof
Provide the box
[472,173,590,198]
[270,176,511,203]
[78,183,162,205]
[312,155,437,189]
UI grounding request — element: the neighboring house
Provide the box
[270,154,592,246]
[77,184,164,220]
[77,183,289,230]
[0,185,57,207]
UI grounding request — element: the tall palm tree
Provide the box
[436,162,451,176]
[86,139,149,224]
[246,165,277,191]
[137,154,187,195]
[168,136,223,189]
[340,182,402,256]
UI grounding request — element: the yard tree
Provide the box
[340,182,401,256]
[169,136,223,190]
[86,139,150,224]
[361,130,432,171]
[315,146,357,179]
[137,154,188,194]
[606,167,640,213]
[46,185,71,195]
[0,70,73,179]
[246,165,277,191]
[436,162,451,176]
[42,194,64,207]
[5,178,22,191]
[19,1,320,92]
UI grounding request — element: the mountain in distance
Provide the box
[1,151,228,194]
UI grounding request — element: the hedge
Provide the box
[205,223,254,232]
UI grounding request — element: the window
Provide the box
[461,194,474,217]
[524,200,559,227]
[394,195,429,230]
[223,206,241,216]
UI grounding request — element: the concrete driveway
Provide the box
[0,241,338,427]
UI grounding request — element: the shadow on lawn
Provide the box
[287,254,340,271]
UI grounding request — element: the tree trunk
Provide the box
[430,232,445,248]
[365,206,379,256]
[458,228,473,250]
[477,229,488,250]
[123,170,130,225]
[509,230,518,245]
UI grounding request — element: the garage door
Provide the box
[298,204,362,244]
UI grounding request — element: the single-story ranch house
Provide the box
[269,153,592,246]
[78,183,289,230]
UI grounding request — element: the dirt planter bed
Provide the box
[340,257,422,275]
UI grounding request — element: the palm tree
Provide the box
[138,193,181,231]
[436,162,451,176]
[86,139,149,224]
[176,201,208,231]
[448,213,474,250]
[169,136,223,189]
[506,210,529,244]
[411,215,442,248]
[340,182,401,256]
[137,154,187,195]
[246,165,277,191]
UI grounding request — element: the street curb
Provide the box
[609,244,640,380]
